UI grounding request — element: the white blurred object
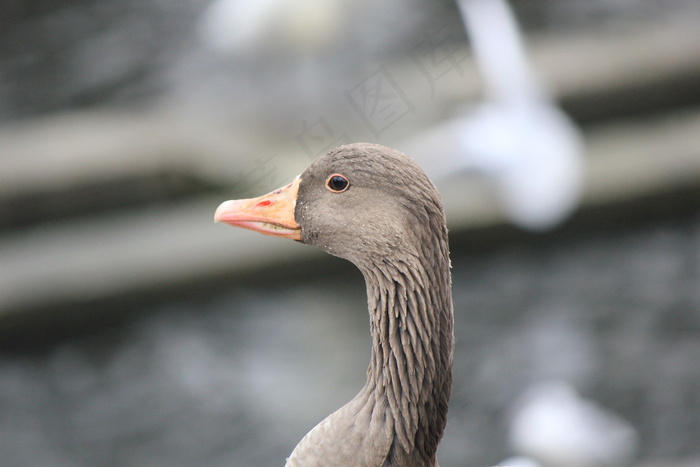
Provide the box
[459,0,582,229]
[197,0,345,53]
[497,456,544,467]
[509,381,639,467]
[457,0,584,230]
[406,0,583,230]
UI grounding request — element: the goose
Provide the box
[215,143,454,466]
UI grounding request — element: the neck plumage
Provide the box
[286,247,453,467]
[360,249,454,466]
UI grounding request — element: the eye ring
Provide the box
[326,174,350,193]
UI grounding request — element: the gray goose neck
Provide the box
[360,252,454,466]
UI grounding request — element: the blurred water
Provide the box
[2,212,700,466]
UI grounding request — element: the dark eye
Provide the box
[326,174,349,193]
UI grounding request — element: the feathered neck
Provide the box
[285,248,454,467]
[360,249,454,466]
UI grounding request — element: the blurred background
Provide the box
[1,0,700,466]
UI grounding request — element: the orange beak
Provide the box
[215,176,302,241]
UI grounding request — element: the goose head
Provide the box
[215,143,447,269]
